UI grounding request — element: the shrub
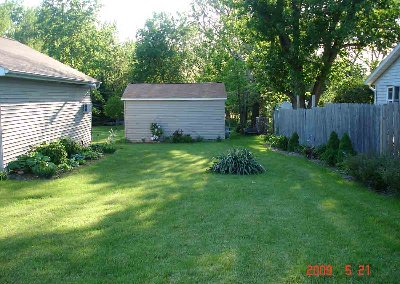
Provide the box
[287,132,300,152]
[36,141,68,165]
[302,146,315,159]
[60,137,82,157]
[344,154,386,191]
[209,148,265,175]
[71,154,86,165]
[150,123,163,141]
[82,149,103,160]
[32,161,57,178]
[6,153,51,173]
[90,143,116,154]
[195,136,204,142]
[314,144,327,159]
[57,163,73,173]
[326,131,340,150]
[172,129,193,143]
[337,133,355,163]
[381,156,400,193]
[0,170,7,181]
[265,134,288,151]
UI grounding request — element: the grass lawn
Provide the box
[0,127,399,283]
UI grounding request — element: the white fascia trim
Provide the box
[121,98,227,101]
[365,43,400,85]
[4,69,99,87]
[0,67,9,76]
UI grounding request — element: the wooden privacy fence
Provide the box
[274,103,400,155]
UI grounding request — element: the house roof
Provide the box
[0,37,98,86]
[121,83,227,100]
[365,43,400,85]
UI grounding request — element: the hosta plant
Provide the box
[209,148,265,175]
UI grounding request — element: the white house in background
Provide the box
[0,37,99,169]
[365,43,400,104]
[122,83,227,141]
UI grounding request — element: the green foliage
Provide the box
[381,157,400,193]
[0,170,7,181]
[195,136,204,142]
[265,134,288,151]
[71,154,86,165]
[171,129,193,143]
[150,123,164,142]
[132,12,191,83]
[60,137,82,157]
[345,155,386,191]
[104,96,124,122]
[90,143,116,154]
[6,152,51,173]
[32,161,57,179]
[287,132,300,152]
[324,81,374,104]
[314,144,327,159]
[36,141,68,165]
[326,132,340,150]
[216,136,222,142]
[321,131,340,166]
[337,133,356,163]
[81,149,103,160]
[209,148,265,175]
[57,163,73,173]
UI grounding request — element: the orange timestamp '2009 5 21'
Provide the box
[306,264,371,277]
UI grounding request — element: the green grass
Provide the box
[0,128,399,283]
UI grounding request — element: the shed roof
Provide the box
[0,37,98,85]
[122,83,227,100]
[365,43,400,85]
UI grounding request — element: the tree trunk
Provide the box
[251,101,260,127]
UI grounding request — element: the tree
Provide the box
[241,0,400,108]
[132,12,192,83]
[104,96,124,125]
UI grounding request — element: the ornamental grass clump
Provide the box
[209,148,265,175]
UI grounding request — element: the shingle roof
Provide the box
[0,37,98,84]
[365,43,400,85]
[122,83,227,100]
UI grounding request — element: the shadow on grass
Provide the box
[0,136,399,282]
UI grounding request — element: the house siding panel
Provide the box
[0,77,91,168]
[124,100,225,141]
[375,57,400,105]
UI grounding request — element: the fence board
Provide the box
[274,103,400,155]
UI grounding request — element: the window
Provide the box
[388,86,400,103]
[82,103,91,113]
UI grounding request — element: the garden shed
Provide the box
[0,37,99,169]
[122,83,227,141]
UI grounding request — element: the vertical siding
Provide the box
[0,77,92,168]
[125,100,226,141]
[375,58,400,105]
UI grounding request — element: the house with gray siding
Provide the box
[366,43,400,104]
[0,37,99,169]
[122,83,227,141]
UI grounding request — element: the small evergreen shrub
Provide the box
[314,144,327,159]
[60,137,82,157]
[32,161,57,178]
[36,141,68,165]
[326,131,340,150]
[337,133,355,163]
[209,148,265,175]
[287,132,300,152]
[321,132,340,166]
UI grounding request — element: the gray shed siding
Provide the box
[0,77,92,169]
[124,100,225,141]
[375,57,400,105]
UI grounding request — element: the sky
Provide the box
[10,0,193,42]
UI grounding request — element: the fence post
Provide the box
[311,95,316,108]
[296,96,300,109]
